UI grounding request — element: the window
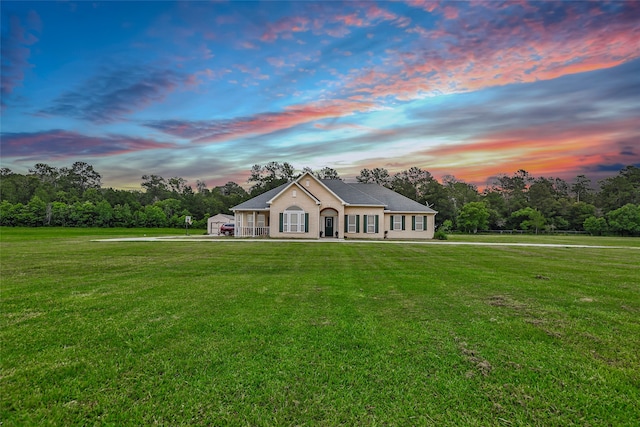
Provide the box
[390,215,406,231]
[281,206,307,233]
[414,215,424,231]
[290,212,298,230]
[247,215,254,229]
[347,215,357,233]
[365,215,377,233]
[257,214,265,228]
[393,215,402,230]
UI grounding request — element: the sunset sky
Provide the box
[2,1,639,191]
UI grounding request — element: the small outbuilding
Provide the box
[207,213,235,235]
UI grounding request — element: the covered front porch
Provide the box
[234,211,270,237]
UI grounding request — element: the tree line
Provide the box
[1,161,639,235]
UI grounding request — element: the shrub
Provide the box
[434,230,448,240]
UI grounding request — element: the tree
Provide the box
[583,216,607,236]
[0,172,40,204]
[168,176,189,195]
[0,200,20,226]
[141,174,169,203]
[315,167,340,180]
[50,202,71,226]
[143,205,168,227]
[511,207,546,234]
[488,169,532,214]
[155,198,182,219]
[60,162,102,195]
[568,202,596,230]
[95,200,113,227]
[113,204,134,227]
[21,196,47,226]
[606,204,640,236]
[69,201,98,227]
[195,179,208,194]
[457,202,489,233]
[442,175,479,221]
[597,166,640,211]
[248,162,296,195]
[571,175,593,203]
[357,167,390,186]
[29,163,60,187]
[390,167,435,201]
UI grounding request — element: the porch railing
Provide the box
[237,226,270,237]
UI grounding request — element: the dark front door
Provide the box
[324,217,334,237]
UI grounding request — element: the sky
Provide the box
[1,1,639,191]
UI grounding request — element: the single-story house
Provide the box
[231,172,437,239]
[207,213,235,235]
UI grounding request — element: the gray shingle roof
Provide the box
[322,180,436,212]
[232,178,437,213]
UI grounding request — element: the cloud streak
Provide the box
[40,67,193,123]
[0,130,177,160]
[0,10,41,108]
[144,99,376,142]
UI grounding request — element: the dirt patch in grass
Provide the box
[488,295,564,339]
[487,295,527,311]
[456,339,492,377]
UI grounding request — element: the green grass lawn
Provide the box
[1,228,639,425]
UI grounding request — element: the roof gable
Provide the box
[267,180,321,205]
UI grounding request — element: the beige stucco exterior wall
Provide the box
[342,206,386,239]
[269,183,318,238]
[385,212,436,239]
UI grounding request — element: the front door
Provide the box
[324,217,334,238]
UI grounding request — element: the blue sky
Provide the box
[1,1,639,190]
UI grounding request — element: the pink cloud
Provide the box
[343,1,640,102]
[260,15,310,42]
[442,5,459,20]
[145,99,376,143]
[406,0,439,13]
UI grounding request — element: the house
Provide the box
[207,213,235,235]
[231,172,437,239]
